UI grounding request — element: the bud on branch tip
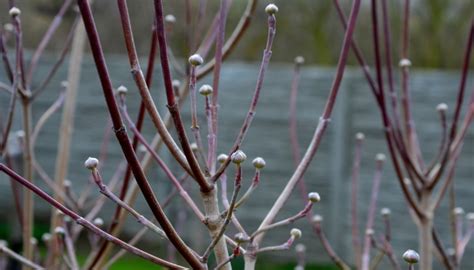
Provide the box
[265,4,278,15]
[84,157,99,170]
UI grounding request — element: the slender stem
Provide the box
[0,163,186,270]
[93,21,159,267]
[119,100,205,221]
[214,253,235,270]
[253,0,362,248]
[251,202,313,239]
[31,17,78,100]
[233,170,259,209]
[211,11,277,182]
[288,58,309,202]
[202,165,242,263]
[117,0,194,178]
[77,1,203,268]
[26,0,73,84]
[61,225,79,270]
[350,134,364,269]
[103,176,188,269]
[361,156,385,270]
[0,241,44,270]
[312,222,350,270]
[31,90,66,148]
[189,65,209,175]
[427,22,474,189]
[208,0,230,174]
[255,235,298,254]
[91,168,167,238]
[0,31,13,83]
[153,0,211,192]
[0,79,17,154]
[197,0,257,79]
[219,172,248,236]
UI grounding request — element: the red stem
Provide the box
[76,1,203,268]
[153,0,211,193]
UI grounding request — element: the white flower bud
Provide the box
[403,178,412,186]
[233,232,248,243]
[252,157,266,169]
[466,212,474,223]
[30,237,38,246]
[16,130,25,139]
[295,243,306,253]
[9,7,21,17]
[4,23,13,32]
[138,145,147,153]
[447,247,455,256]
[165,14,176,24]
[61,81,69,88]
[84,157,99,170]
[453,207,464,216]
[399,58,412,68]
[190,143,199,151]
[217,154,228,163]
[93,218,104,227]
[63,216,72,223]
[265,4,278,15]
[294,56,304,65]
[381,208,391,217]
[42,233,51,242]
[312,214,323,223]
[54,226,65,235]
[188,54,204,66]
[365,229,374,236]
[172,79,181,88]
[64,179,72,188]
[356,132,365,141]
[199,84,213,96]
[376,153,386,162]
[308,192,321,203]
[290,228,302,239]
[231,150,247,164]
[436,103,448,112]
[403,249,420,264]
[0,240,7,248]
[117,85,128,95]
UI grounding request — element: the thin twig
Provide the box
[312,220,350,270]
[211,9,277,182]
[90,167,167,239]
[202,164,242,263]
[0,241,44,270]
[251,201,313,239]
[77,1,202,268]
[0,163,186,270]
[254,0,363,247]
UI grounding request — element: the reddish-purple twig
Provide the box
[0,163,186,269]
[77,1,203,268]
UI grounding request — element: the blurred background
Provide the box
[0,1,473,269]
[0,0,473,68]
